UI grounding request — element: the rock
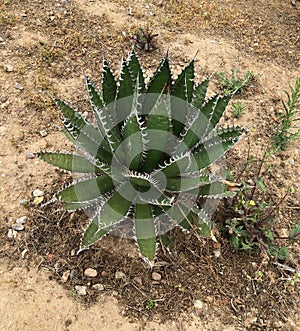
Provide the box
[21,249,28,259]
[115,271,126,280]
[12,223,24,231]
[61,270,70,283]
[288,159,295,166]
[75,285,87,296]
[26,153,35,159]
[33,189,44,197]
[84,268,98,278]
[4,64,14,72]
[33,196,44,205]
[133,276,143,287]
[214,249,221,258]
[152,272,161,281]
[15,216,27,224]
[14,82,24,90]
[194,300,204,309]
[7,229,17,239]
[39,130,48,137]
[92,283,104,291]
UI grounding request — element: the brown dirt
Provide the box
[0,0,300,330]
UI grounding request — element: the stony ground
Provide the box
[0,0,300,330]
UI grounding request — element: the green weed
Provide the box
[215,68,254,94]
[272,76,300,151]
[231,102,246,118]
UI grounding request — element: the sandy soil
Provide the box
[1,0,300,330]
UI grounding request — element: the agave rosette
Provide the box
[39,49,245,264]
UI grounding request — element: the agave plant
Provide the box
[38,49,245,265]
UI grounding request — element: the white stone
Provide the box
[75,285,87,296]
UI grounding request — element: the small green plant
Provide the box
[223,151,300,260]
[272,76,300,151]
[132,27,158,51]
[231,102,246,118]
[38,49,245,264]
[145,299,155,310]
[215,68,254,94]
[71,288,77,299]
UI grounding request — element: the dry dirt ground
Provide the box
[0,0,300,330]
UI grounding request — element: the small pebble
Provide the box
[4,64,14,72]
[288,159,295,166]
[39,130,48,137]
[26,153,36,159]
[15,216,27,224]
[133,276,143,287]
[21,249,28,259]
[115,271,126,280]
[214,249,221,258]
[12,223,24,231]
[14,83,24,90]
[61,270,71,283]
[33,189,44,197]
[194,299,204,309]
[7,229,17,238]
[75,285,87,296]
[152,272,161,281]
[92,283,104,291]
[84,268,98,278]
[33,196,44,205]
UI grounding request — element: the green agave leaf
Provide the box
[85,74,111,150]
[128,48,145,92]
[138,189,175,206]
[194,181,226,196]
[57,99,112,165]
[121,80,144,169]
[98,182,136,228]
[177,94,232,155]
[155,152,191,178]
[171,59,195,136]
[164,172,210,192]
[38,152,103,174]
[63,128,76,144]
[142,93,172,172]
[80,213,112,251]
[56,99,102,143]
[143,56,171,115]
[61,198,103,211]
[201,94,232,133]
[188,126,245,172]
[162,203,197,231]
[102,58,117,105]
[135,203,157,262]
[192,78,209,108]
[172,59,195,103]
[57,175,115,206]
[116,57,135,125]
[127,171,153,191]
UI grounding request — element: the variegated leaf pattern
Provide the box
[38,49,245,264]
